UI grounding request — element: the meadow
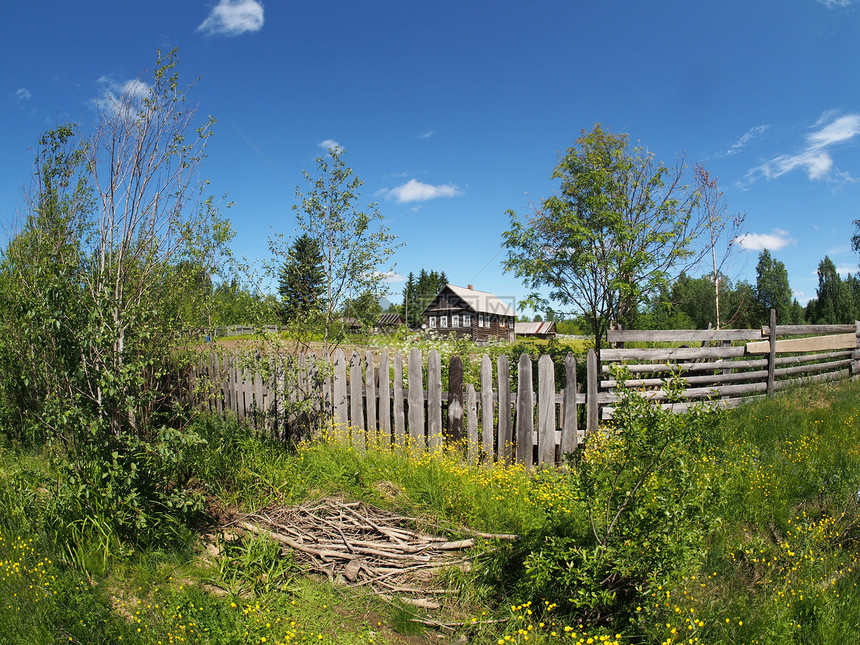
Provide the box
[2,376,860,644]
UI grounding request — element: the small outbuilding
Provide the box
[514,321,557,340]
[421,284,516,343]
[376,313,405,330]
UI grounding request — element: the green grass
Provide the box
[3,379,860,643]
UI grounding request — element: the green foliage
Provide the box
[810,255,857,324]
[637,270,765,330]
[852,218,860,261]
[503,124,711,355]
[5,379,860,643]
[214,532,298,597]
[0,50,230,546]
[210,278,277,327]
[50,425,206,550]
[756,249,793,326]
[402,268,448,328]
[278,233,326,325]
[271,146,401,354]
[342,289,383,330]
[485,369,725,624]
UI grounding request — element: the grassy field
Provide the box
[2,377,860,644]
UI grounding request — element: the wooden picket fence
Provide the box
[190,348,585,467]
[189,315,860,467]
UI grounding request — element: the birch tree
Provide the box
[272,147,400,354]
[503,124,719,355]
[0,50,230,539]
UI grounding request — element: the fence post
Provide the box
[481,355,494,459]
[466,384,478,463]
[365,351,377,446]
[393,352,406,450]
[587,349,598,434]
[378,351,391,449]
[448,356,464,443]
[854,321,860,378]
[213,352,223,416]
[332,349,348,440]
[561,352,578,454]
[538,355,555,466]
[497,355,512,464]
[516,353,534,469]
[408,348,424,451]
[350,351,365,451]
[767,308,777,396]
[428,350,442,455]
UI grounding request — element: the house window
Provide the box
[478,314,484,328]
[429,316,436,329]
[452,314,459,328]
[441,315,448,328]
[499,317,506,328]
[463,314,471,327]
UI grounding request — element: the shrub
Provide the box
[483,367,725,627]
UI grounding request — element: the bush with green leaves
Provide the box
[0,50,229,547]
[483,367,725,626]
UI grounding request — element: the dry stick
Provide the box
[352,557,473,587]
[334,500,411,543]
[375,592,441,611]
[240,522,348,560]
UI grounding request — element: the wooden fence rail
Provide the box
[190,315,860,467]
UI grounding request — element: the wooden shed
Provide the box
[422,284,516,343]
[376,313,404,331]
[515,321,557,340]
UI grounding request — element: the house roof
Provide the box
[377,313,404,326]
[515,321,557,335]
[424,284,516,318]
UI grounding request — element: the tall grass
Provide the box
[2,379,860,643]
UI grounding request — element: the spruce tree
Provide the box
[278,233,325,324]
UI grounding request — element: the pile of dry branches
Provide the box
[237,497,516,611]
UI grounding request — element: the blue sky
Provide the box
[3,1,860,316]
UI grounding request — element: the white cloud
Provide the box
[377,271,406,283]
[819,0,855,7]
[419,130,434,139]
[318,139,343,153]
[836,263,857,277]
[14,88,31,104]
[726,124,768,155]
[379,178,463,203]
[198,0,264,37]
[735,229,796,251]
[827,244,851,256]
[91,77,153,118]
[747,112,860,182]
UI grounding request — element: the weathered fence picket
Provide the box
[428,350,442,455]
[393,352,405,449]
[408,348,423,448]
[497,355,512,464]
[481,355,494,459]
[516,353,533,469]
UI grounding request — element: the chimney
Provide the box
[467,284,473,290]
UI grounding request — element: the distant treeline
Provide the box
[525,251,859,333]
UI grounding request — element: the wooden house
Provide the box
[422,284,516,343]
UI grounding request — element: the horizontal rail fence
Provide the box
[595,317,860,419]
[191,348,586,467]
